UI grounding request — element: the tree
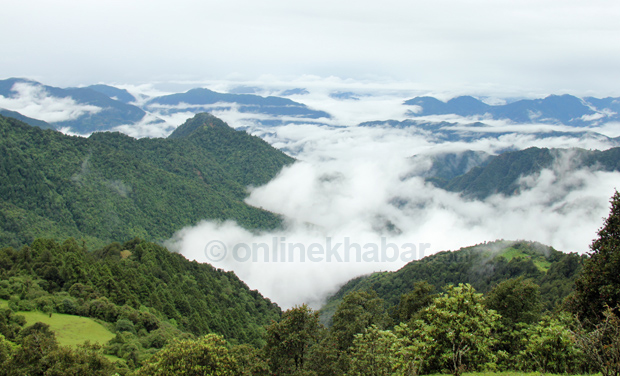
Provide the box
[412,283,500,376]
[264,304,321,374]
[330,290,390,353]
[518,314,585,374]
[571,191,620,324]
[486,277,542,357]
[135,334,239,376]
[346,325,398,376]
[574,306,620,376]
[393,281,436,324]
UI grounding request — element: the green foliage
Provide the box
[135,333,239,376]
[412,284,501,376]
[571,191,620,324]
[517,314,585,374]
[486,277,542,327]
[0,113,293,249]
[574,306,620,376]
[323,240,582,324]
[434,147,620,200]
[392,281,437,324]
[265,304,321,374]
[330,290,390,353]
[0,237,281,351]
[346,325,399,376]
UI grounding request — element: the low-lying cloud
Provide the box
[166,120,620,309]
[0,82,101,123]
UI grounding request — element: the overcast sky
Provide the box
[2,0,620,96]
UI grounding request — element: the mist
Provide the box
[166,116,620,309]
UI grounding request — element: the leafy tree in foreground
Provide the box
[135,334,238,376]
[571,190,620,324]
[265,304,321,374]
[574,306,620,376]
[486,277,542,358]
[517,314,585,374]
[346,325,398,376]
[412,283,500,376]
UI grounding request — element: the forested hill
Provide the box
[320,240,584,324]
[429,146,620,199]
[0,113,294,249]
[0,237,281,348]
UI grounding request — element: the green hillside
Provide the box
[431,147,620,199]
[0,237,281,347]
[0,113,294,249]
[320,240,584,324]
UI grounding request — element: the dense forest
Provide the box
[0,113,294,249]
[429,146,620,199]
[320,240,584,325]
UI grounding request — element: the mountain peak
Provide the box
[167,113,230,139]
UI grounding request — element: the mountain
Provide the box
[320,240,583,325]
[0,78,153,134]
[0,236,281,353]
[146,87,331,121]
[0,113,294,249]
[403,94,620,126]
[86,84,137,104]
[0,109,54,130]
[430,146,620,199]
[411,150,492,182]
[359,119,615,144]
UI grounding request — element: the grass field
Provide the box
[499,247,551,272]
[0,299,115,347]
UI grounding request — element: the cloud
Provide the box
[0,82,101,123]
[166,120,620,309]
[111,113,175,139]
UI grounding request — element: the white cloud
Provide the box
[166,120,620,309]
[0,82,101,123]
[111,113,174,138]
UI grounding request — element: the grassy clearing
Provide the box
[0,300,115,347]
[499,247,551,272]
[16,310,116,347]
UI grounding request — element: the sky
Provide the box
[2,0,620,97]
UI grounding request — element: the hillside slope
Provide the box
[0,113,294,249]
[321,240,583,324]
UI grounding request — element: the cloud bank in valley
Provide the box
[166,119,620,309]
[0,82,101,123]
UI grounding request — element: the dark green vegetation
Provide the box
[0,113,294,249]
[0,236,281,373]
[320,239,583,325]
[430,146,620,199]
[1,201,619,375]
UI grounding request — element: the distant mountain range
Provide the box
[404,94,620,126]
[145,87,331,120]
[0,78,332,134]
[360,119,617,144]
[2,77,620,138]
